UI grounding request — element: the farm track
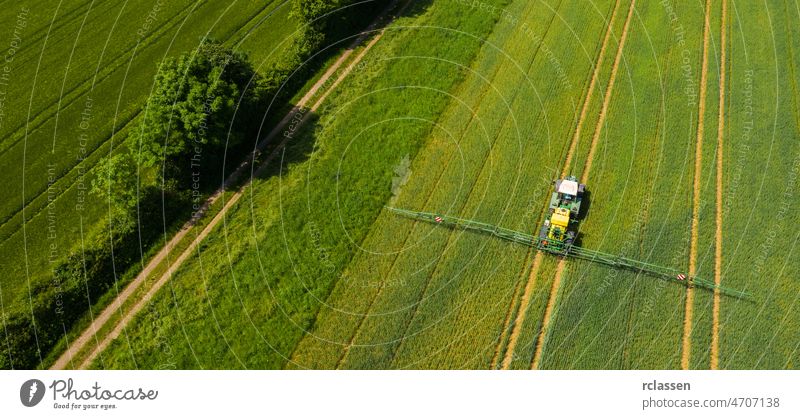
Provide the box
[711,0,728,370]
[51,0,403,370]
[499,0,632,370]
[682,0,713,371]
[528,0,636,370]
[330,2,517,369]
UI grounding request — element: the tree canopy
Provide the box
[135,40,262,186]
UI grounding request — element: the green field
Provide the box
[4,0,799,370]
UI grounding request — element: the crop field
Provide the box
[3,0,799,371]
[91,0,515,369]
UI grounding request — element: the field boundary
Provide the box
[0,0,250,238]
[0,0,205,156]
[328,0,524,369]
[682,0,713,371]
[50,2,402,370]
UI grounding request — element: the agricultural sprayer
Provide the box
[387,177,752,300]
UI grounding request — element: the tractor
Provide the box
[538,176,585,252]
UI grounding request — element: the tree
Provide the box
[290,0,389,61]
[291,0,345,28]
[135,40,262,187]
[92,152,139,230]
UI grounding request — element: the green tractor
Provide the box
[538,175,585,252]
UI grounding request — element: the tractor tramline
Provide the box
[387,177,752,300]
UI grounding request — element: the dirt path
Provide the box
[711,0,728,371]
[526,0,636,370]
[682,0,713,371]
[51,2,402,370]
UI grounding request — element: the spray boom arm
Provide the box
[386,207,752,301]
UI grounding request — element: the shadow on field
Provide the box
[253,110,321,181]
[251,0,434,143]
[579,189,592,220]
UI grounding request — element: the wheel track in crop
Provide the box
[2,1,287,236]
[50,2,403,369]
[489,278,523,368]
[710,0,728,371]
[500,0,635,370]
[558,0,622,176]
[682,0,713,371]
[495,0,622,369]
[0,1,290,243]
[5,0,93,61]
[384,0,568,369]
[529,0,636,370]
[0,0,204,155]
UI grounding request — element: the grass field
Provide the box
[7,0,799,371]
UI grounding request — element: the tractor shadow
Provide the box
[572,189,591,247]
[578,189,592,221]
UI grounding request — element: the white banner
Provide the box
[0,370,796,418]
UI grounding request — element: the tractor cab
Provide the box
[551,176,584,216]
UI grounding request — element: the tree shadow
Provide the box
[252,109,320,181]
